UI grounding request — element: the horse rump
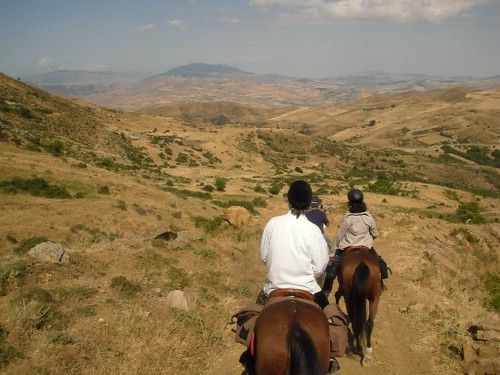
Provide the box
[349,262,369,351]
[287,322,323,375]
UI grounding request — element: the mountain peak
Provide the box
[163,63,251,77]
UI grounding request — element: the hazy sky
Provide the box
[0,0,499,78]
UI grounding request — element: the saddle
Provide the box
[344,245,370,253]
[269,288,314,301]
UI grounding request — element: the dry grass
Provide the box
[0,74,499,374]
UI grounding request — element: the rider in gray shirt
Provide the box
[322,188,389,297]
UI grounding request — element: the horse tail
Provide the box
[287,322,322,375]
[349,261,369,351]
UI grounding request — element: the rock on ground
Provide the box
[27,241,70,263]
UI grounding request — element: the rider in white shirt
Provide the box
[259,180,330,308]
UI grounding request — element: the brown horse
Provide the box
[334,247,382,366]
[252,298,330,375]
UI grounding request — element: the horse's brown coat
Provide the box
[254,299,330,375]
[335,248,382,357]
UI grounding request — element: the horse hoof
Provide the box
[362,355,372,367]
[366,347,373,354]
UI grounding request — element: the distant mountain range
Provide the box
[159,63,251,78]
[25,63,500,109]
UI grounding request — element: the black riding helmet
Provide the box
[311,195,322,205]
[347,188,364,203]
[287,180,312,211]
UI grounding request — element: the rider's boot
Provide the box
[369,247,389,279]
[322,249,344,296]
[328,357,340,373]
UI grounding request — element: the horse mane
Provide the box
[349,261,370,349]
[287,321,323,375]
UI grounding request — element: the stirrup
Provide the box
[328,358,340,373]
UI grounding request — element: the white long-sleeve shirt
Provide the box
[261,211,329,296]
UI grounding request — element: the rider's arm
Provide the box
[260,221,273,263]
[334,215,349,248]
[311,232,329,278]
[368,214,379,239]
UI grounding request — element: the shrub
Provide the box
[193,216,225,234]
[202,185,214,192]
[18,106,34,119]
[367,178,401,196]
[0,342,23,368]
[444,190,460,202]
[97,186,110,194]
[210,114,228,125]
[456,202,486,224]
[0,177,71,199]
[0,260,27,295]
[214,177,227,192]
[253,184,266,193]
[269,180,285,195]
[98,157,116,170]
[252,197,267,208]
[48,140,64,157]
[482,273,500,312]
[115,200,127,210]
[450,227,479,244]
[14,236,48,255]
[110,276,142,298]
[163,187,212,200]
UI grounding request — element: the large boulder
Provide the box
[27,241,69,263]
[223,206,252,227]
[165,290,190,311]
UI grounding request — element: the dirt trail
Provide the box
[211,279,430,375]
[208,225,446,375]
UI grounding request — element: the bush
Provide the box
[163,186,212,200]
[48,140,64,157]
[450,227,479,244]
[193,216,224,234]
[98,157,116,170]
[456,202,486,224]
[367,178,401,196]
[482,273,500,312]
[254,184,266,193]
[110,276,142,298]
[18,106,34,119]
[14,236,48,255]
[97,186,110,194]
[210,114,228,125]
[0,260,27,295]
[214,177,226,192]
[0,177,71,199]
[269,180,285,195]
[0,342,23,368]
[202,185,214,192]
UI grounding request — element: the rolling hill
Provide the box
[0,73,499,374]
[28,64,500,110]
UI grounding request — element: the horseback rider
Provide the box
[322,188,389,296]
[305,195,334,257]
[234,181,347,372]
[257,180,330,308]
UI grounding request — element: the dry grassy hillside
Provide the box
[138,101,287,126]
[270,87,500,149]
[0,74,499,374]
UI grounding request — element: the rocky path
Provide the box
[207,225,459,375]
[210,276,433,375]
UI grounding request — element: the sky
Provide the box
[0,0,499,79]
